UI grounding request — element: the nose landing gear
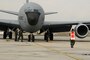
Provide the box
[28,33,35,42]
[3,30,12,39]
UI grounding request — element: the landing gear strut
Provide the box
[28,34,35,42]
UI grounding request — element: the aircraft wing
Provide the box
[0,19,20,31]
[44,20,90,25]
[40,20,90,33]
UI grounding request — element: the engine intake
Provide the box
[75,24,89,38]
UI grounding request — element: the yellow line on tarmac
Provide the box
[35,43,83,60]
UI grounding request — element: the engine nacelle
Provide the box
[75,24,89,38]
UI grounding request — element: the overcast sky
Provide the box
[0,0,90,21]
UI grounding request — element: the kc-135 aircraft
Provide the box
[0,0,90,42]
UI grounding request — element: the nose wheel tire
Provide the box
[44,33,48,42]
[3,31,7,39]
[28,34,35,42]
[44,33,48,40]
[3,31,12,39]
[50,33,53,41]
[28,35,31,42]
[9,32,12,39]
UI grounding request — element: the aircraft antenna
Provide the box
[26,0,29,3]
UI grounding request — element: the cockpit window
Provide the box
[25,10,41,25]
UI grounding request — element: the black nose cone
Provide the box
[25,11,40,26]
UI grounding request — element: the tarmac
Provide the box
[0,35,90,60]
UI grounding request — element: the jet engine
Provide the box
[75,24,89,38]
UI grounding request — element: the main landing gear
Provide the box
[44,31,53,42]
[28,33,35,42]
[3,31,12,39]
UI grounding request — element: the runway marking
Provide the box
[35,43,83,60]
